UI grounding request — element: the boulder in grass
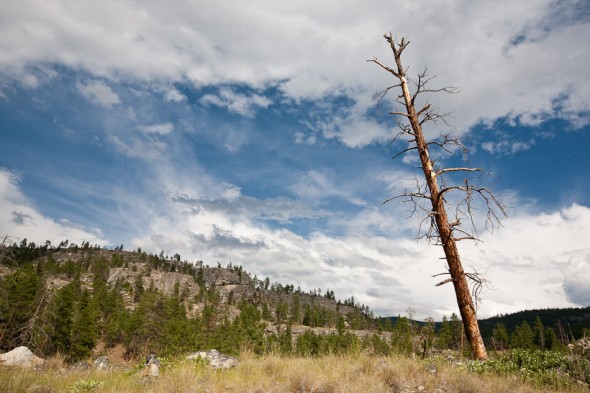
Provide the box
[93,356,110,370]
[186,349,238,369]
[0,346,44,368]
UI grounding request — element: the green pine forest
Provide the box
[1,239,589,363]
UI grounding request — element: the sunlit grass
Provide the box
[1,351,588,393]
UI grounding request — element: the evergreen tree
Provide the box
[261,302,271,321]
[534,316,545,350]
[382,317,393,333]
[0,267,46,350]
[279,321,293,354]
[290,295,301,324]
[133,275,144,303]
[449,313,463,350]
[391,316,413,355]
[233,302,264,353]
[511,321,535,350]
[69,289,98,361]
[437,315,454,349]
[492,322,509,351]
[275,299,288,324]
[97,287,126,347]
[544,326,561,351]
[44,279,79,355]
[421,317,436,356]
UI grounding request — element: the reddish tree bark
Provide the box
[369,34,505,360]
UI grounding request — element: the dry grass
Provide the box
[1,352,587,393]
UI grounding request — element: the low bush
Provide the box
[468,348,590,389]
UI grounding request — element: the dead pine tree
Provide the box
[369,33,506,361]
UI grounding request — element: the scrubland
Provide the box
[2,350,588,393]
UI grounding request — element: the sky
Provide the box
[1,0,589,320]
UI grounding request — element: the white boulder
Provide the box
[0,346,44,368]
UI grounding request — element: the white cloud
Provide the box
[77,81,120,107]
[199,88,271,117]
[290,169,336,200]
[0,168,106,246]
[1,0,586,141]
[481,139,533,155]
[162,87,186,102]
[109,135,167,160]
[138,122,174,135]
[337,117,391,148]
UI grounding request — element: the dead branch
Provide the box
[432,268,490,311]
[436,167,488,177]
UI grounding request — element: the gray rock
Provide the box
[0,346,44,368]
[186,349,238,369]
[93,356,110,370]
[69,361,92,371]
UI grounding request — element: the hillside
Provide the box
[0,241,377,360]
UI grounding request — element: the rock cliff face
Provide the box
[17,248,361,325]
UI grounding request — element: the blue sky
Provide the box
[1,0,589,319]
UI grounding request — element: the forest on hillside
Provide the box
[1,239,589,363]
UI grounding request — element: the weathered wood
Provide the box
[370,33,491,360]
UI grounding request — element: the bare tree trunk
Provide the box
[370,34,491,360]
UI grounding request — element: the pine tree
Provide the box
[290,295,301,324]
[534,316,545,350]
[45,279,79,355]
[437,315,454,349]
[0,266,46,350]
[69,289,98,361]
[492,322,509,351]
[544,326,561,351]
[449,313,463,350]
[391,316,413,355]
[510,321,535,350]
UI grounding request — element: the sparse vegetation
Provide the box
[2,351,589,393]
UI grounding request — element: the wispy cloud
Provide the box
[138,122,174,135]
[481,139,533,155]
[199,88,271,117]
[77,81,121,107]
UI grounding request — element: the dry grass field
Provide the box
[1,350,588,393]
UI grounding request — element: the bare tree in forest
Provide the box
[369,33,506,360]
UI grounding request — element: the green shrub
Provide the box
[68,378,101,392]
[467,349,590,389]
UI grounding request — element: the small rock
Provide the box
[186,349,238,369]
[69,361,91,372]
[426,364,438,376]
[94,356,110,370]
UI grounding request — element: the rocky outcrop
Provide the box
[186,349,238,369]
[0,346,44,368]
